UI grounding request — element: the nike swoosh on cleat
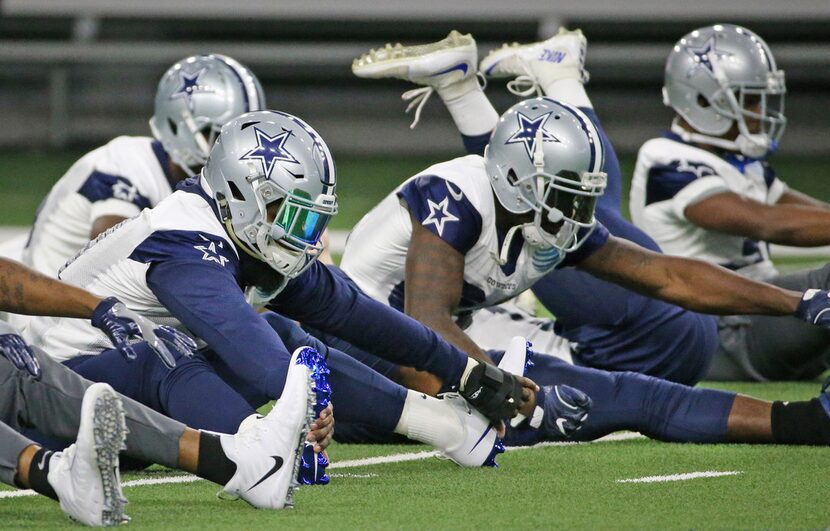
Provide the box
[430,63,469,77]
[483,62,500,76]
[468,425,493,454]
[246,456,284,492]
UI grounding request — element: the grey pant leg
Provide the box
[0,348,186,468]
[710,263,830,381]
[0,422,35,485]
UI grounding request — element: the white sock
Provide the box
[394,390,462,450]
[436,79,499,137]
[541,78,593,109]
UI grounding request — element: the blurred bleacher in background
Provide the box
[1,0,829,157]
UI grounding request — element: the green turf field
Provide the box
[1,380,827,529]
[0,152,828,528]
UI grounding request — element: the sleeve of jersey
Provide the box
[560,221,611,267]
[396,175,483,254]
[268,262,469,387]
[80,170,153,222]
[763,163,790,204]
[137,234,291,401]
[645,161,728,220]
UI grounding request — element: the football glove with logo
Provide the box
[91,297,197,369]
[795,289,830,328]
[0,320,41,379]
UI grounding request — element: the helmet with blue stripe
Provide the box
[663,24,786,158]
[484,97,607,255]
[150,54,266,176]
[202,111,337,279]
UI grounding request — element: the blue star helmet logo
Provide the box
[169,68,214,111]
[505,112,560,161]
[685,35,732,76]
[239,127,300,179]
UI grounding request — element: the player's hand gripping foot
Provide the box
[502,336,591,440]
[49,383,129,527]
[219,347,321,508]
[440,339,538,467]
[479,27,589,96]
[459,350,534,425]
[298,353,333,486]
[352,30,479,127]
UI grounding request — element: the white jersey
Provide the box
[630,132,788,281]
[23,182,237,362]
[22,136,174,277]
[342,155,608,321]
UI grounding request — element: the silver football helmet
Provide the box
[202,111,337,279]
[149,54,266,176]
[484,97,606,261]
[663,24,786,158]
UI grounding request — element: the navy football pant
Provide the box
[65,314,408,440]
[311,327,736,445]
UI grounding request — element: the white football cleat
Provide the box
[480,28,589,95]
[439,342,529,467]
[219,346,318,509]
[48,383,128,527]
[438,392,503,467]
[352,30,479,127]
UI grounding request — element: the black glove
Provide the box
[460,361,524,423]
[91,297,197,369]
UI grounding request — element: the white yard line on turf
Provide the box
[616,470,742,484]
[0,432,646,500]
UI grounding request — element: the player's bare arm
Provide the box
[684,191,830,246]
[90,215,129,240]
[404,213,537,417]
[776,188,830,210]
[0,258,99,318]
[579,235,801,316]
[404,211,492,363]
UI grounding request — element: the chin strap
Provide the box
[670,120,767,158]
[491,224,524,266]
[216,194,263,262]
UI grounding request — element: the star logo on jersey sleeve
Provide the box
[169,68,214,111]
[194,235,229,267]
[505,112,560,160]
[239,127,300,180]
[422,197,459,237]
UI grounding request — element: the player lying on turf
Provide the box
[22,54,265,277]
[630,24,830,381]
[23,110,537,471]
[351,30,719,386]
[327,37,830,446]
[0,258,332,523]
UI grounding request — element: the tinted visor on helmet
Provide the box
[273,192,335,249]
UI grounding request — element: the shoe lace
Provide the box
[401,72,489,129]
[505,57,542,97]
[401,86,433,129]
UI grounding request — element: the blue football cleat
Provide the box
[295,347,331,486]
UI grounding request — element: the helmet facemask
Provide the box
[231,174,337,279]
[495,128,606,263]
[706,70,786,158]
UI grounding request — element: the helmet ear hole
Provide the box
[697,94,711,108]
[506,169,519,186]
[167,118,178,135]
[227,181,245,201]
